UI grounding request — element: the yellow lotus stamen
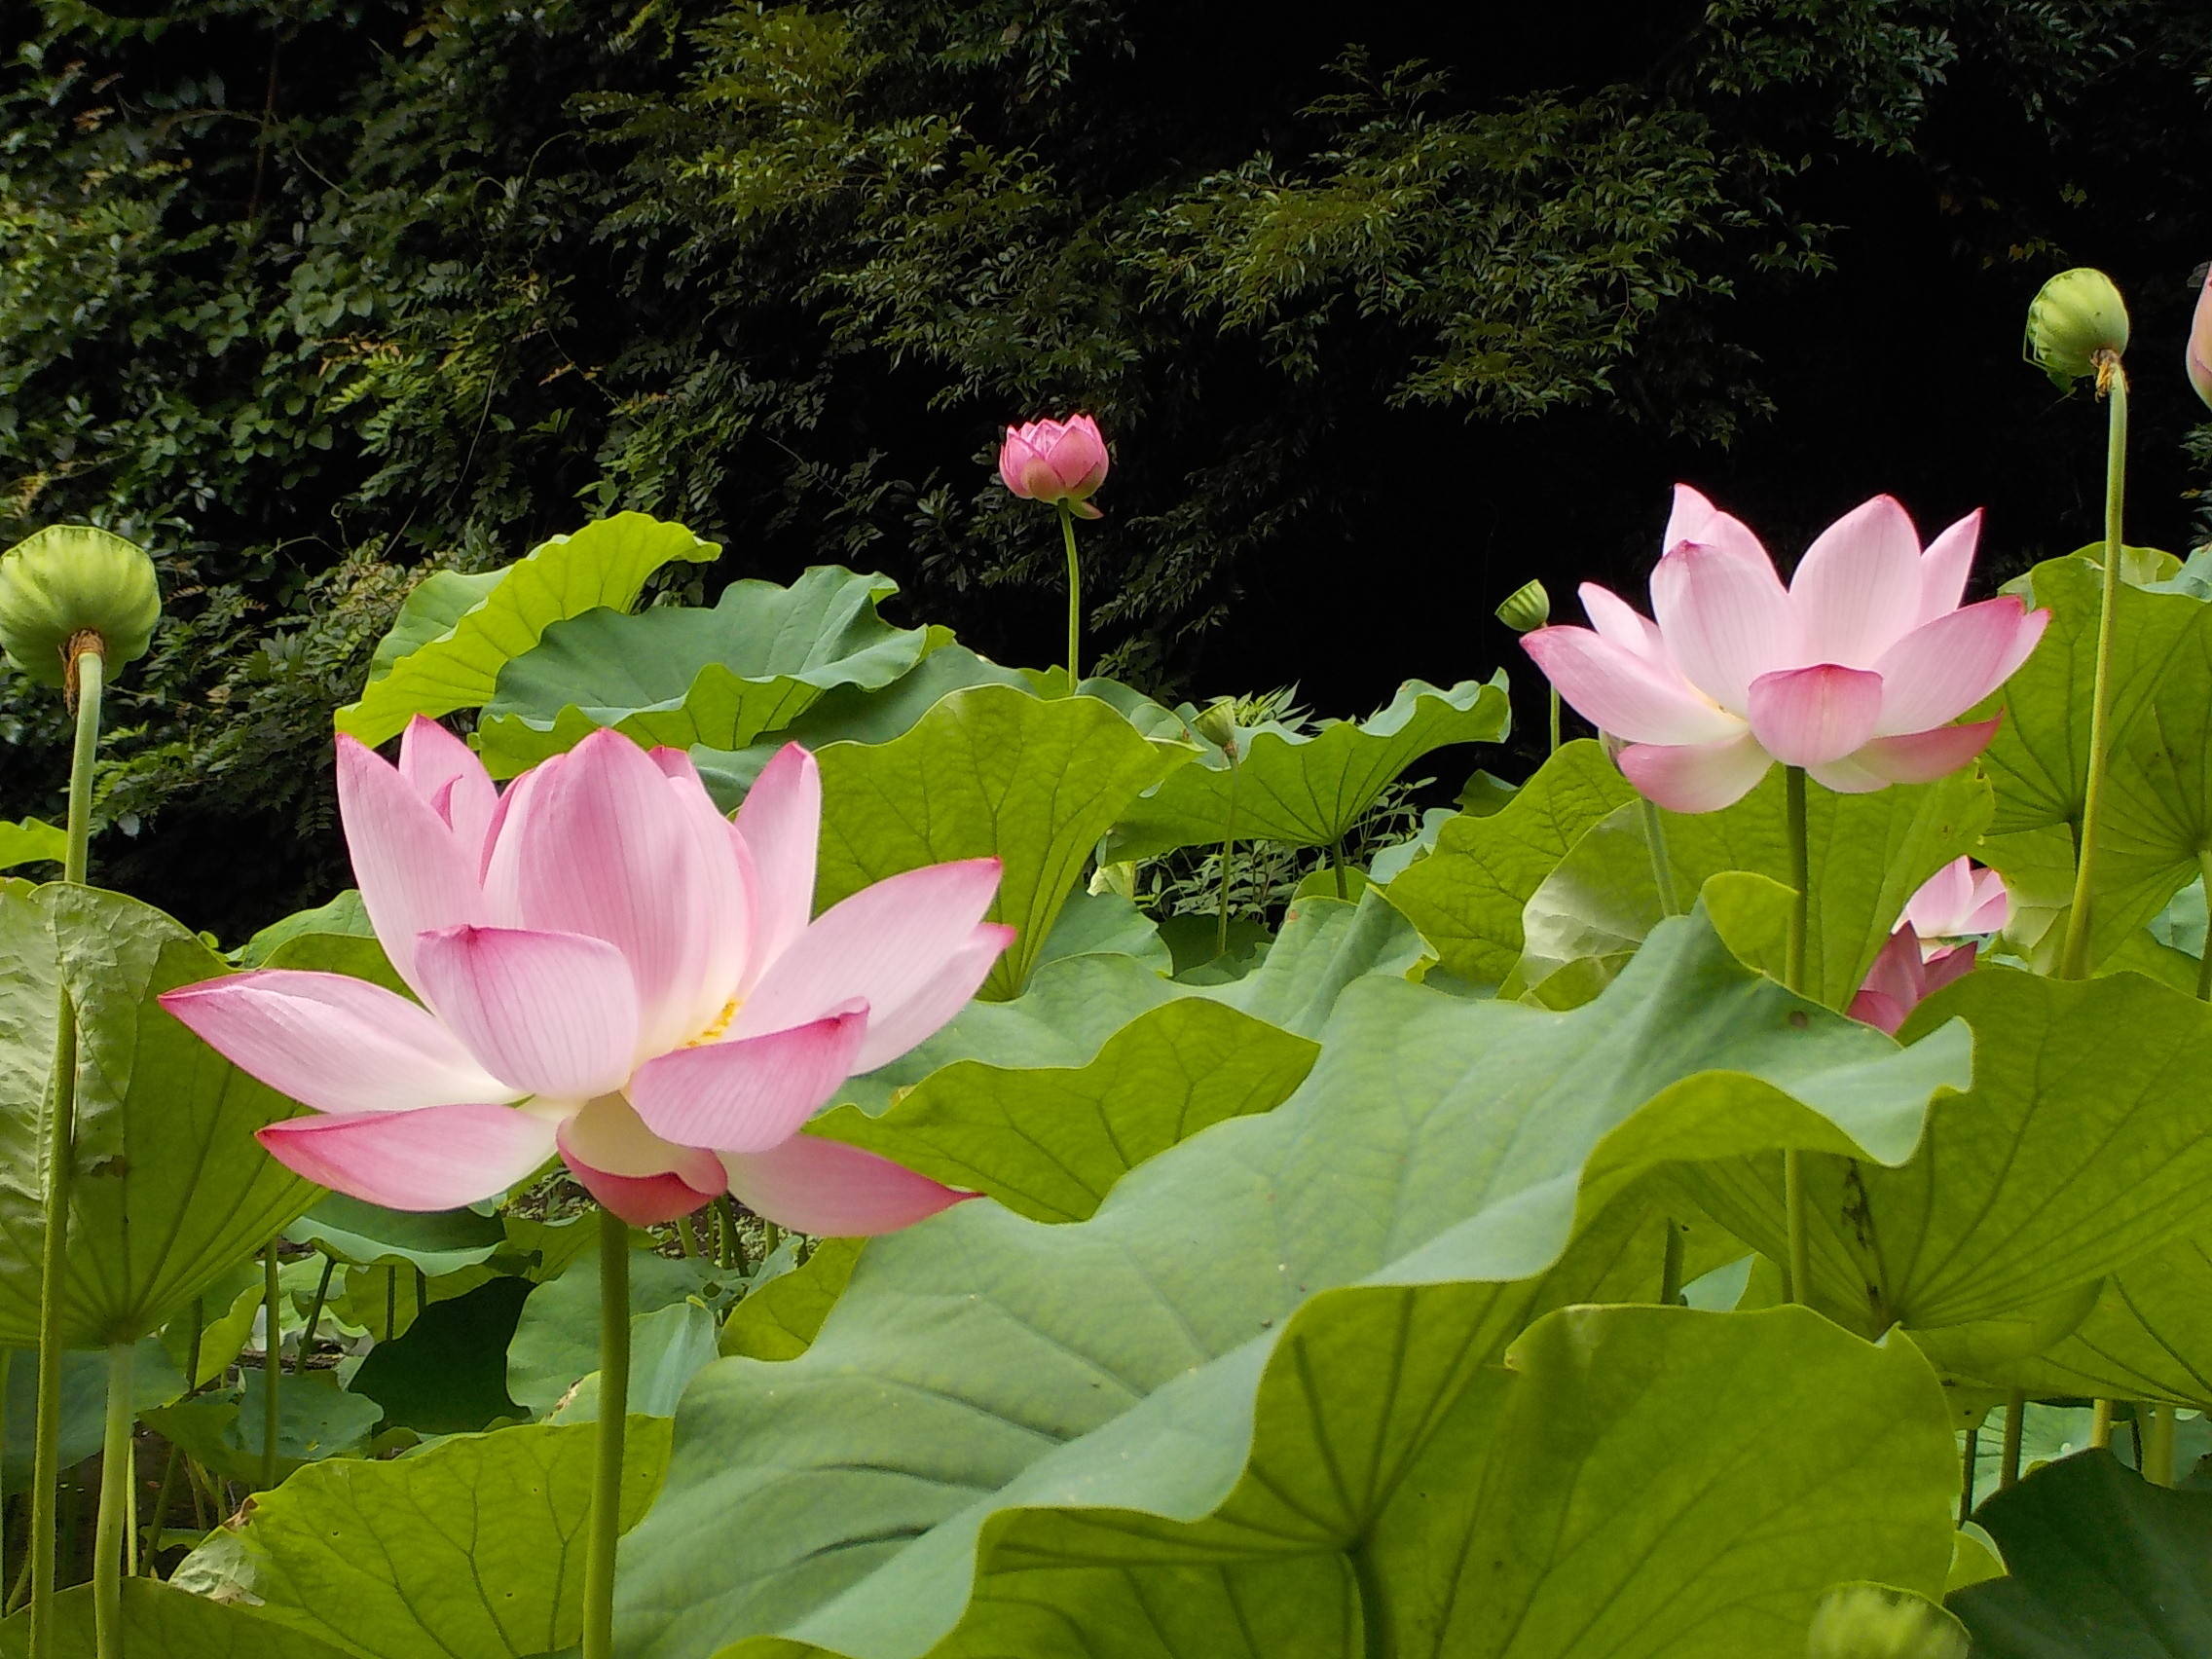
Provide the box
[688,997,741,1047]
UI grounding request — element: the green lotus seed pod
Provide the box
[1190,697,1240,752]
[1807,1585,1968,1659]
[1494,578,1551,634]
[2024,267,2130,389]
[0,526,162,688]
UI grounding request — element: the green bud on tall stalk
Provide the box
[0,526,161,692]
[2023,267,2129,391]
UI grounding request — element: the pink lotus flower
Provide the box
[1900,857,2009,952]
[999,414,1109,518]
[2189,265,2212,412]
[1849,928,1979,1035]
[161,720,1012,1233]
[1523,488,2049,812]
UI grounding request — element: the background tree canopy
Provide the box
[4,0,2210,936]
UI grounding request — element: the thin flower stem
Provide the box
[92,1342,133,1658]
[2059,361,2129,980]
[1999,1389,2025,1489]
[2144,1402,2176,1486]
[675,1214,702,1260]
[295,1254,336,1377]
[582,1207,632,1659]
[1332,837,1349,902]
[1782,765,1812,1307]
[1057,500,1082,687]
[1958,1426,1978,1524]
[261,1242,281,1492]
[144,1442,181,1576]
[1547,686,1561,756]
[31,645,104,1659]
[1657,1219,1684,1307]
[1639,795,1679,919]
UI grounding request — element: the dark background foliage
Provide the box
[3,0,2209,938]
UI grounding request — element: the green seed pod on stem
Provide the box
[0,526,162,691]
[1493,578,1551,634]
[2024,267,2129,390]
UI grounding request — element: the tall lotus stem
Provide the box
[2143,1403,2175,1486]
[1999,1389,2025,1489]
[2058,356,2128,979]
[1216,749,1241,958]
[582,1207,632,1659]
[1782,765,1813,1306]
[31,641,104,1659]
[296,1253,336,1377]
[260,1241,282,1491]
[1057,501,1082,687]
[92,1342,132,1658]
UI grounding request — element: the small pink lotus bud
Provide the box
[998,414,1109,519]
[2188,264,2212,413]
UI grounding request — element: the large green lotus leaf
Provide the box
[140,1368,384,1488]
[337,513,719,746]
[1675,966,2212,1342]
[286,1193,507,1275]
[0,819,63,872]
[1380,740,1636,988]
[1949,1450,2212,1656]
[1971,1231,2212,1407]
[180,1418,672,1659]
[0,884,320,1347]
[812,999,1319,1223]
[814,682,1189,999]
[1978,553,2212,969]
[236,889,375,967]
[1102,677,1510,860]
[473,567,935,777]
[719,1238,866,1362]
[1029,888,1173,977]
[614,910,1968,1659]
[1514,769,1992,1011]
[0,1578,352,1659]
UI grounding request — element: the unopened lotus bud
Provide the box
[2024,268,2129,389]
[1807,1585,1967,1659]
[1191,698,1239,752]
[2187,262,2212,413]
[1494,579,1551,634]
[0,526,162,689]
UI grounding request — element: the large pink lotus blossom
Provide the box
[162,721,1012,1233]
[1848,860,2008,1034]
[999,414,1109,518]
[1523,488,2049,813]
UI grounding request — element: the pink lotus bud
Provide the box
[998,414,1109,519]
[2189,264,2212,413]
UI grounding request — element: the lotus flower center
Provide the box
[687,996,741,1048]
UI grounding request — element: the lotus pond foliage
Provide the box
[9,264,2212,1659]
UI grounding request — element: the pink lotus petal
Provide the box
[1921,940,1979,997]
[565,1163,722,1227]
[1660,484,1768,567]
[1917,510,1982,625]
[411,926,641,1100]
[1616,733,1774,814]
[1747,664,1885,768]
[1962,868,2011,936]
[1521,627,1742,746]
[1850,719,2001,785]
[720,1135,971,1235]
[734,744,822,985]
[258,1103,555,1211]
[627,1006,868,1152]
[844,925,1014,1072]
[486,729,747,1055]
[1848,988,1910,1035]
[734,860,1007,1067]
[1805,752,1891,794]
[398,717,498,866]
[1902,858,1975,938]
[558,1092,725,1188]
[2191,268,2212,413]
[161,970,512,1115]
[1788,496,1926,667]
[336,735,488,997]
[1649,535,1796,713]
[1579,583,1668,666]
[1871,599,2048,735]
[650,749,756,1039]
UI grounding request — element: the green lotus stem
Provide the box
[261,1241,282,1491]
[1639,794,1679,919]
[1332,836,1349,902]
[2143,1403,2175,1486]
[1216,751,1240,958]
[582,1207,632,1659]
[384,1269,397,1341]
[2058,362,2129,980]
[1057,500,1082,687]
[31,643,104,1659]
[144,1441,181,1574]
[675,1214,702,1260]
[296,1254,336,1377]
[1999,1389,2025,1489]
[92,1342,132,1657]
[1657,1219,1685,1307]
[713,1196,738,1270]
[183,1298,203,1395]
[1547,686,1561,756]
[1782,765,1812,1307]
[2090,1396,2114,1448]
[760,1220,782,1261]
[1957,1425,1978,1524]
